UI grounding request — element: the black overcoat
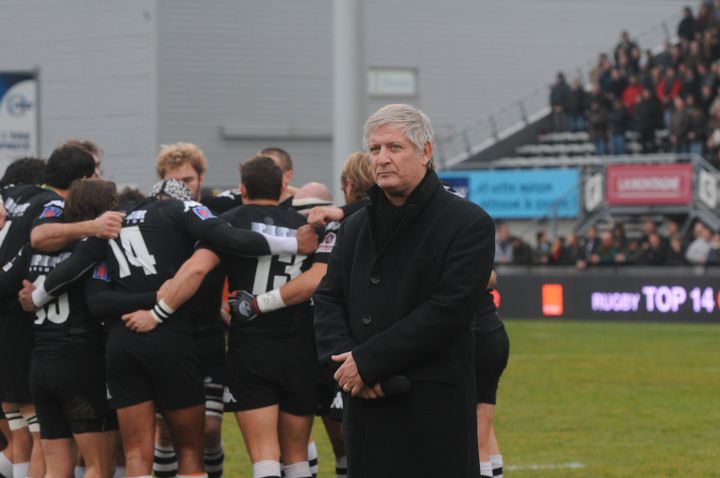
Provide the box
[314,170,495,477]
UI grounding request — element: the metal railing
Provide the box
[435,12,682,170]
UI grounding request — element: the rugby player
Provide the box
[21,177,318,478]
[1,146,99,478]
[0,179,120,478]
[123,157,321,478]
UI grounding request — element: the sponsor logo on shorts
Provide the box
[222,387,237,404]
[330,391,343,410]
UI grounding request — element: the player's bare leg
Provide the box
[74,431,116,478]
[278,412,313,478]
[18,403,44,478]
[40,438,75,478]
[117,401,156,477]
[162,404,205,475]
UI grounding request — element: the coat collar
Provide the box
[366,169,442,253]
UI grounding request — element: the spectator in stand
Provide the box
[608,98,631,155]
[563,233,583,266]
[663,220,681,239]
[612,223,628,250]
[630,46,642,74]
[680,66,701,102]
[614,30,639,64]
[590,53,613,91]
[608,68,628,99]
[589,82,612,111]
[635,89,663,153]
[696,1,714,34]
[622,74,645,115]
[678,6,697,43]
[579,226,600,268]
[550,72,571,132]
[687,95,708,154]
[706,232,720,263]
[686,222,713,264]
[684,41,704,71]
[495,223,513,264]
[640,233,669,265]
[656,68,682,127]
[618,239,643,265]
[590,231,620,265]
[669,44,684,70]
[696,63,716,93]
[567,78,588,132]
[705,107,720,163]
[588,100,609,155]
[654,41,674,69]
[534,231,551,264]
[616,50,636,78]
[700,30,720,63]
[511,237,533,265]
[669,96,691,153]
[667,235,688,265]
[699,83,716,116]
[546,236,566,265]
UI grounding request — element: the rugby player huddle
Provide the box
[0,140,508,478]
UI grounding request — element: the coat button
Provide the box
[361,314,373,325]
[369,274,381,285]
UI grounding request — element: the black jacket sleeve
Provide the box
[313,222,358,366]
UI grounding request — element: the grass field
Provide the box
[219,320,720,477]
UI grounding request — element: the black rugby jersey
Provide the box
[207,204,317,337]
[38,198,288,331]
[201,189,243,214]
[0,244,103,358]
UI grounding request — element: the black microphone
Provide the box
[378,375,411,397]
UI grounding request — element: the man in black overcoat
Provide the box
[314,103,495,477]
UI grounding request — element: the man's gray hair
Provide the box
[363,104,435,169]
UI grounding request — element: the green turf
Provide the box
[219,320,720,476]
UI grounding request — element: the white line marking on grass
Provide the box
[506,462,585,471]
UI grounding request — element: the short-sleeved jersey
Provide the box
[0,244,103,359]
[212,204,316,338]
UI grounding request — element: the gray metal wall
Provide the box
[1,0,682,193]
[0,0,157,189]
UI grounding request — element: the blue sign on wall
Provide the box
[439,168,579,219]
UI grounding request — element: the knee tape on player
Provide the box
[20,411,40,433]
[4,410,28,431]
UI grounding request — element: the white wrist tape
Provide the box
[31,283,52,308]
[255,289,286,313]
[151,299,175,323]
[263,234,298,255]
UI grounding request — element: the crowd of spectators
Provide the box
[550,1,720,164]
[495,219,720,267]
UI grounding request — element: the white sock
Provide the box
[307,441,318,477]
[204,443,224,478]
[335,455,348,478]
[112,466,124,478]
[480,460,493,478]
[12,462,29,478]
[490,454,503,478]
[178,475,208,478]
[253,460,281,478]
[0,451,13,478]
[74,465,85,478]
[153,445,177,478]
[283,461,311,478]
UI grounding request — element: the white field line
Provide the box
[506,462,585,472]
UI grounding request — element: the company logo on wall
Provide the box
[0,71,38,164]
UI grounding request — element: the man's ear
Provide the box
[240,183,248,201]
[421,141,433,166]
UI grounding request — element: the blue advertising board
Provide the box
[439,168,579,219]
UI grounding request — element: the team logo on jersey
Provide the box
[2,261,13,272]
[39,205,63,219]
[192,205,215,220]
[317,232,337,254]
[92,262,111,282]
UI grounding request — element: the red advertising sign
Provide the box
[606,164,693,205]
